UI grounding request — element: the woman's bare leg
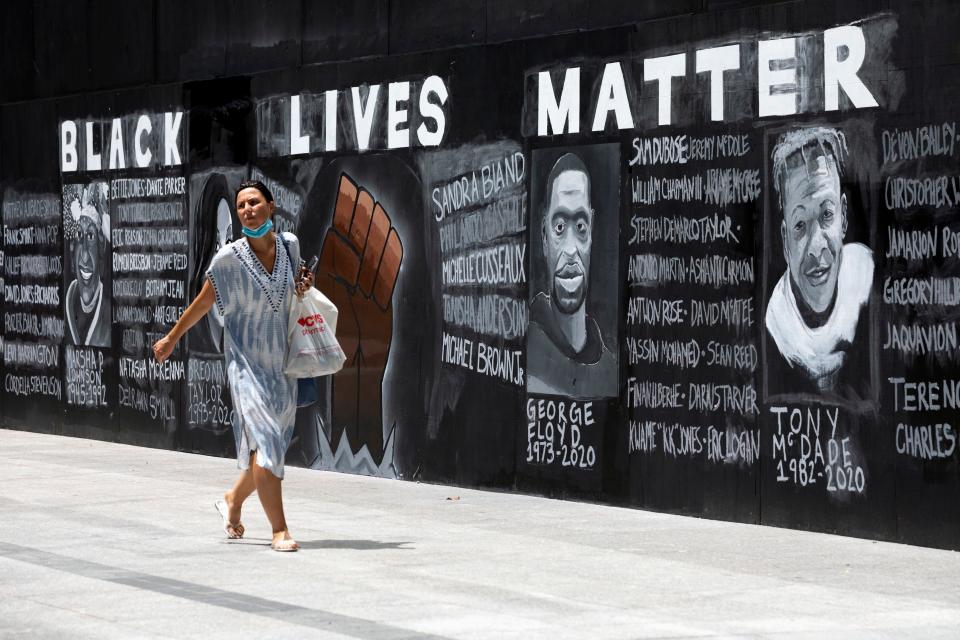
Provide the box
[223,453,256,531]
[252,457,297,550]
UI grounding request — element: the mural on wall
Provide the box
[181,168,244,453]
[427,142,527,387]
[762,120,879,517]
[880,121,960,459]
[62,181,110,410]
[623,119,761,513]
[765,126,874,398]
[2,187,63,417]
[878,114,960,543]
[315,172,403,472]
[8,6,960,549]
[294,156,431,479]
[417,141,528,483]
[528,145,618,399]
[111,149,188,434]
[522,14,904,520]
[63,182,110,348]
[253,80,446,475]
[57,111,188,433]
[189,172,234,356]
[521,144,619,490]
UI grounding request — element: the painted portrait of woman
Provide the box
[189,173,235,354]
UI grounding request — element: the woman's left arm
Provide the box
[153,280,216,362]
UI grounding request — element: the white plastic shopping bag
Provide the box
[284,288,346,377]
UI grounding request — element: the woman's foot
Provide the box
[271,530,299,552]
[216,495,245,539]
[224,492,243,527]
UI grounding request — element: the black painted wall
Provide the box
[3,0,959,550]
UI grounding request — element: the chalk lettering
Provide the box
[626,296,684,326]
[4,312,64,339]
[703,168,761,207]
[882,321,957,355]
[431,152,525,221]
[441,331,474,371]
[3,284,60,306]
[441,242,526,286]
[626,377,683,409]
[689,297,754,328]
[438,194,526,252]
[475,342,524,385]
[895,422,957,460]
[5,373,62,400]
[882,122,957,165]
[688,383,758,415]
[111,227,188,249]
[3,255,63,278]
[2,195,60,225]
[3,341,59,368]
[442,293,528,340]
[114,202,183,224]
[65,346,107,408]
[627,254,754,288]
[887,377,960,412]
[707,426,760,465]
[629,212,738,246]
[111,177,186,199]
[882,277,960,306]
[526,398,596,470]
[112,252,188,272]
[626,337,701,368]
[884,175,956,211]
[687,134,751,161]
[885,227,938,260]
[628,135,689,166]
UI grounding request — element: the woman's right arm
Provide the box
[152,279,217,363]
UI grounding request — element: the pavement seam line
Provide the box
[0,541,453,640]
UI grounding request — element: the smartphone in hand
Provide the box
[298,255,318,286]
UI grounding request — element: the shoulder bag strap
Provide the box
[279,233,297,281]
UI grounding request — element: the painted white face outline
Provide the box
[215,198,233,251]
[210,197,233,329]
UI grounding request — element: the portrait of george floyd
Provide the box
[63,181,111,348]
[527,144,619,399]
[764,125,875,400]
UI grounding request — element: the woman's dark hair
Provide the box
[235,179,274,203]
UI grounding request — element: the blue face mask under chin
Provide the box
[242,218,273,238]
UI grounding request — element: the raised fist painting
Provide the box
[318,173,403,463]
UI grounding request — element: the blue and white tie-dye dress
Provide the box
[206,231,300,479]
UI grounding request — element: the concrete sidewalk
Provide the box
[1,430,958,640]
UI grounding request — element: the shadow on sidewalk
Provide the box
[219,538,412,550]
[296,539,413,551]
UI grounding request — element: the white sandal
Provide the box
[214,500,245,539]
[271,535,299,552]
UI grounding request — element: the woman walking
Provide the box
[153,179,311,552]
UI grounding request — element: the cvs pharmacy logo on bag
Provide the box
[297,313,325,327]
[297,313,327,335]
